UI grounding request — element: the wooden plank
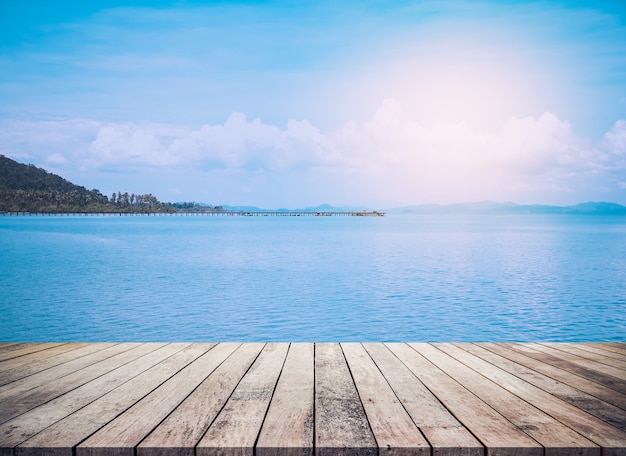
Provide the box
[0,343,160,424]
[0,343,89,374]
[416,343,599,455]
[386,343,543,456]
[77,343,244,456]
[532,343,626,382]
[19,343,223,456]
[505,343,626,394]
[540,343,626,372]
[436,343,626,454]
[591,343,626,357]
[577,343,626,361]
[0,343,66,362]
[478,343,626,411]
[462,343,626,431]
[314,342,377,456]
[137,343,263,456]
[0,342,624,455]
[342,343,430,455]
[0,343,113,386]
[0,343,128,404]
[256,343,314,456]
[0,343,186,456]
[194,343,289,456]
[363,343,483,456]
[0,344,27,355]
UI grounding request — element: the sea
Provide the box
[1,213,625,342]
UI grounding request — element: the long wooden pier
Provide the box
[1,211,385,217]
[1,342,625,455]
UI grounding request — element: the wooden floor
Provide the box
[0,343,625,456]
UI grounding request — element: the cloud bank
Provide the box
[1,100,625,207]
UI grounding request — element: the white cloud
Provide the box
[1,100,625,205]
[86,123,174,167]
[604,120,626,156]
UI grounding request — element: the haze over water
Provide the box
[2,214,624,342]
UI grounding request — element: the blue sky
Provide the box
[1,0,626,207]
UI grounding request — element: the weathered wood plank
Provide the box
[256,343,314,456]
[461,343,626,431]
[315,342,377,456]
[0,343,66,362]
[386,343,543,456]
[195,343,289,456]
[0,343,114,387]
[478,343,626,411]
[342,343,430,455]
[540,343,626,372]
[531,343,626,383]
[505,343,626,394]
[586,343,626,357]
[78,343,242,456]
[363,343,483,456]
[436,343,626,454]
[137,343,263,456]
[417,343,599,455]
[0,343,624,456]
[0,344,187,456]
[0,344,28,355]
[0,343,89,374]
[16,343,220,456]
[0,343,128,403]
[0,343,160,425]
[577,343,626,361]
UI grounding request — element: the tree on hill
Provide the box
[0,155,172,213]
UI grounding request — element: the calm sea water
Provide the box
[1,213,625,342]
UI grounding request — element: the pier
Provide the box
[1,210,385,217]
[1,342,625,455]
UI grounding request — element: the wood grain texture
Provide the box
[505,343,626,393]
[0,343,115,387]
[416,343,599,455]
[479,343,626,411]
[77,343,221,456]
[0,343,180,454]
[435,343,626,454]
[576,343,626,361]
[586,343,626,357]
[256,343,314,456]
[315,343,377,456]
[528,343,626,384]
[18,343,221,456]
[0,343,66,362]
[137,343,262,456]
[461,343,626,431]
[363,343,483,456]
[0,343,161,425]
[388,343,543,456]
[0,343,624,456]
[342,343,429,455]
[196,343,289,456]
[539,343,626,373]
[0,343,90,379]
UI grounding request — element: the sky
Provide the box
[1,0,626,208]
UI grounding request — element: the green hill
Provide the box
[0,155,171,213]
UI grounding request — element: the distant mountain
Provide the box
[388,201,626,215]
[220,203,368,212]
[303,203,369,212]
[220,205,266,212]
